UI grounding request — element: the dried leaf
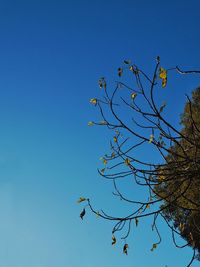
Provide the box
[100,168,106,174]
[77,197,87,203]
[146,203,150,209]
[112,235,116,245]
[135,218,139,227]
[99,78,106,89]
[129,65,138,74]
[111,152,115,159]
[123,244,129,255]
[159,102,166,113]
[179,223,185,232]
[189,232,195,247]
[80,208,86,220]
[118,67,123,77]
[159,67,167,88]
[125,158,131,166]
[99,79,103,88]
[99,120,107,125]
[189,232,194,241]
[124,60,131,64]
[160,140,166,146]
[100,157,107,165]
[158,175,165,181]
[150,243,157,251]
[162,78,167,87]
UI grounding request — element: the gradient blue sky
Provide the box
[0,0,199,266]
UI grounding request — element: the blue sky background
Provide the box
[0,0,199,266]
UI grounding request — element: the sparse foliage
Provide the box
[78,57,200,266]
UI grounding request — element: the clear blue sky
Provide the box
[0,0,199,266]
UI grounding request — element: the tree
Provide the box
[78,57,200,266]
[155,87,200,258]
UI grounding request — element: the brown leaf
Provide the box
[112,235,116,245]
[118,68,123,77]
[77,197,86,203]
[80,208,86,220]
[123,244,129,255]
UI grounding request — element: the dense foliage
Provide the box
[156,87,200,257]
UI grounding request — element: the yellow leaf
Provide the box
[100,157,107,165]
[148,134,154,143]
[103,159,107,165]
[158,175,165,181]
[90,98,97,106]
[125,158,131,166]
[159,67,167,79]
[88,121,94,126]
[113,136,117,142]
[131,92,137,99]
[112,235,116,245]
[146,203,150,209]
[96,211,100,218]
[77,197,87,203]
[159,67,167,88]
